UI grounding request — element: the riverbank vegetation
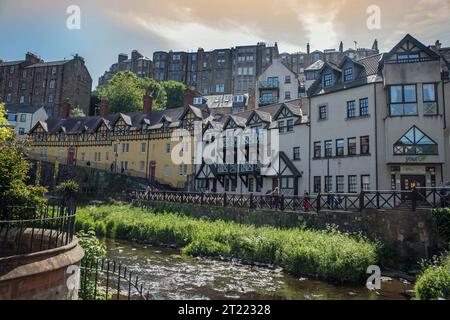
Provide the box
[414,208,450,300]
[75,205,379,283]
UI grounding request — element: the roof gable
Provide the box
[383,34,440,63]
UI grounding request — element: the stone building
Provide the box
[0,52,92,117]
[98,50,152,87]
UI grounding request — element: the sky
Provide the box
[0,0,449,88]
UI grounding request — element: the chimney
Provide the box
[59,98,71,119]
[435,40,442,50]
[339,41,343,53]
[143,94,153,114]
[25,52,42,64]
[118,53,128,63]
[307,43,310,55]
[183,89,197,107]
[101,98,110,117]
[372,39,379,52]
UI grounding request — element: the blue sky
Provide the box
[0,0,449,89]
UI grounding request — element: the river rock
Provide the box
[380,276,393,282]
[401,290,415,299]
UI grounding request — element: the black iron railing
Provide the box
[131,187,450,212]
[0,205,76,258]
[79,258,150,300]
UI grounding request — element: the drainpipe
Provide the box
[308,96,312,194]
[374,83,379,190]
[145,136,150,180]
[442,76,447,130]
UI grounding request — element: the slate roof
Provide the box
[6,104,43,114]
[25,60,70,68]
[305,60,324,71]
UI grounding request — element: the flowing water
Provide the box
[104,239,413,300]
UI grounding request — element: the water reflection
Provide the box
[104,239,412,300]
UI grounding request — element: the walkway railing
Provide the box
[79,258,151,300]
[0,205,76,257]
[131,187,450,212]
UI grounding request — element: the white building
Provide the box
[6,104,48,139]
[308,34,450,194]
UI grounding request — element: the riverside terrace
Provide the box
[131,187,450,212]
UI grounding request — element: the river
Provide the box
[103,239,413,300]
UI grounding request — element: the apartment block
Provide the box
[0,52,92,117]
[98,50,152,87]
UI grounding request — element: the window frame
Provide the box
[360,136,370,155]
[336,139,345,157]
[347,100,356,118]
[389,84,418,116]
[319,105,328,120]
[422,83,438,115]
[359,98,369,116]
[293,147,301,161]
[344,67,353,82]
[348,175,358,193]
[314,142,322,159]
[324,140,333,158]
[324,73,333,87]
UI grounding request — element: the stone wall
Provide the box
[135,201,445,267]
[0,238,84,300]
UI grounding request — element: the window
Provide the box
[216,71,225,78]
[348,138,357,156]
[141,142,146,153]
[21,82,27,90]
[138,161,145,172]
[285,75,291,84]
[393,126,438,155]
[347,101,356,118]
[389,85,418,116]
[319,106,327,120]
[348,176,357,193]
[121,161,129,171]
[423,83,438,115]
[286,119,294,132]
[359,98,369,116]
[6,93,11,102]
[7,114,17,121]
[361,175,370,191]
[314,142,322,158]
[51,67,57,75]
[163,165,170,177]
[285,91,291,100]
[122,143,129,153]
[314,177,322,193]
[325,176,333,192]
[248,178,254,193]
[233,95,244,103]
[49,80,56,89]
[344,68,353,82]
[397,53,420,63]
[293,147,301,161]
[325,140,333,157]
[20,96,25,104]
[336,139,344,156]
[360,136,370,155]
[18,128,25,135]
[215,84,225,93]
[166,143,171,154]
[8,80,12,88]
[20,114,26,122]
[324,73,333,87]
[10,66,15,74]
[278,120,285,133]
[336,176,345,193]
[193,97,203,105]
[48,95,54,103]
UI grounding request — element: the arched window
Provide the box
[393,126,438,155]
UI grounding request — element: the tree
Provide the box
[71,106,86,117]
[161,81,187,108]
[98,72,167,113]
[0,103,46,210]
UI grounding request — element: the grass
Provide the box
[75,204,379,284]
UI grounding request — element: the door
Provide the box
[401,175,426,200]
[149,161,156,182]
[67,148,76,166]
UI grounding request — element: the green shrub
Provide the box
[415,255,450,300]
[432,208,450,244]
[76,205,379,283]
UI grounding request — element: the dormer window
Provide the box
[344,68,353,82]
[233,95,244,103]
[193,97,203,105]
[324,73,333,87]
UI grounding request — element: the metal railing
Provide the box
[131,187,450,213]
[79,258,151,300]
[0,205,76,258]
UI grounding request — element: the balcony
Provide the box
[259,96,279,106]
[258,80,279,90]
